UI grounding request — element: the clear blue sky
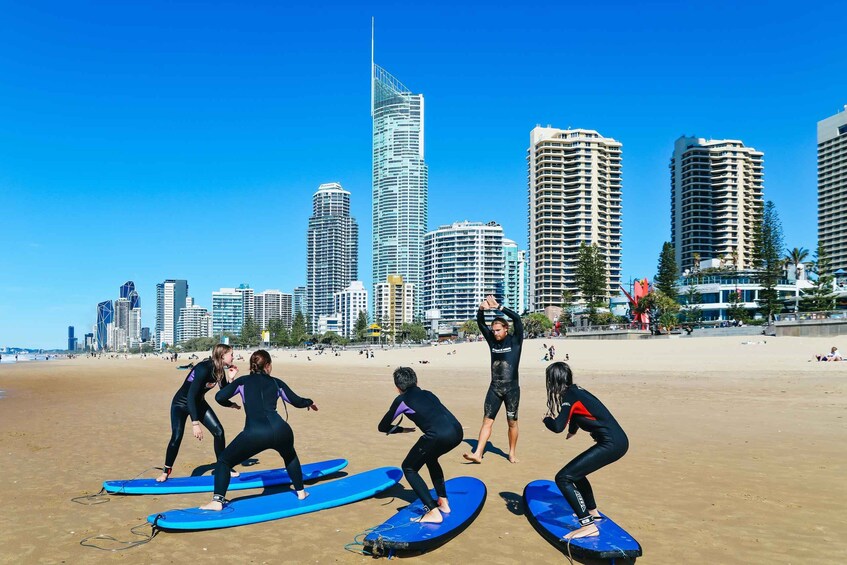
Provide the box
[1,1,844,349]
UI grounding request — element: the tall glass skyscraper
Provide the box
[307,182,358,331]
[96,300,113,351]
[156,279,188,348]
[372,49,428,318]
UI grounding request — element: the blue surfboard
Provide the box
[363,476,486,556]
[104,458,348,495]
[523,480,642,561]
[148,467,403,530]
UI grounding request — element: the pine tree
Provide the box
[575,242,607,306]
[655,242,679,299]
[290,312,308,345]
[752,201,785,322]
[354,310,369,342]
[801,241,836,312]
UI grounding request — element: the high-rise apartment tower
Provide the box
[818,107,847,272]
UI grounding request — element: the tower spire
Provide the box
[370,17,375,116]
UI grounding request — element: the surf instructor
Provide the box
[463,294,524,464]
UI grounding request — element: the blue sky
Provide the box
[1,1,844,349]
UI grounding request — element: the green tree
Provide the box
[681,285,703,324]
[180,337,217,352]
[320,331,342,345]
[290,312,308,345]
[239,315,261,347]
[801,241,836,312]
[522,313,552,337]
[575,242,607,306]
[726,289,749,322]
[752,201,785,322]
[784,246,810,280]
[267,318,289,347]
[354,310,369,342]
[400,323,428,342]
[655,242,679,299]
[459,319,479,336]
[636,290,680,330]
[559,290,575,327]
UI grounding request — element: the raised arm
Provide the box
[274,378,315,409]
[477,304,494,343]
[501,306,523,342]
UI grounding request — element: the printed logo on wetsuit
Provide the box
[492,347,512,354]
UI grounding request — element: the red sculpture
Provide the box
[621,278,651,329]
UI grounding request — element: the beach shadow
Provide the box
[190,457,260,477]
[461,439,510,462]
[499,491,524,515]
[373,482,418,508]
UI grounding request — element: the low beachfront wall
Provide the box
[775,318,847,337]
[565,330,651,340]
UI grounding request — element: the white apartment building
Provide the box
[818,106,847,272]
[671,136,764,273]
[333,281,368,339]
[374,275,414,343]
[255,290,293,330]
[177,304,212,344]
[528,127,623,310]
[423,221,504,325]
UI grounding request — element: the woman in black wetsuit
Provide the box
[378,367,463,524]
[200,349,318,510]
[542,362,629,540]
[156,344,241,482]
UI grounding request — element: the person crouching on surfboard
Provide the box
[542,362,629,540]
[378,367,463,524]
[200,349,318,511]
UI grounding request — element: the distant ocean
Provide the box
[0,353,55,364]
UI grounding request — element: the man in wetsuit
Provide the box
[379,366,463,524]
[464,294,524,464]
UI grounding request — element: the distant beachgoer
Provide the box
[815,346,843,362]
[543,362,628,540]
[156,344,240,483]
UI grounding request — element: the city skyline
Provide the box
[1,3,844,349]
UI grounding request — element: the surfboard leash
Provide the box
[71,465,167,505]
[79,521,159,551]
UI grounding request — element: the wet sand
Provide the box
[1,335,845,564]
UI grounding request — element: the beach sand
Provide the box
[1,335,845,564]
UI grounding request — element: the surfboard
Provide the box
[104,458,348,495]
[148,466,403,530]
[523,480,642,561]
[362,476,486,556]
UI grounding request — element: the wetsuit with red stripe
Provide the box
[543,385,628,527]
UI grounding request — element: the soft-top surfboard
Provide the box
[363,476,486,556]
[104,458,348,495]
[148,466,403,530]
[523,480,642,561]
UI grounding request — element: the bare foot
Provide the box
[564,523,599,540]
[437,497,451,514]
[199,500,223,511]
[230,469,240,477]
[414,507,443,524]
[463,452,483,463]
[508,454,519,463]
[296,489,309,500]
[155,472,169,483]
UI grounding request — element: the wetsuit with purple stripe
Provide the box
[211,373,313,499]
[161,359,237,470]
[378,386,463,512]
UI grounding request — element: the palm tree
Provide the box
[785,247,810,280]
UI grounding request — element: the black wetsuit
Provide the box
[477,306,524,420]
[162,359,237,470]
[378,386,463,512]
[543,385,629,527]
[212,373,313,498]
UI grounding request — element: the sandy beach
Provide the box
[1,335,845,564]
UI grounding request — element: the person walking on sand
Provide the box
[543,362,629,540]
[464,294,524,464]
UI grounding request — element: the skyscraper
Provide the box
[156,279,188,348]
[503,239,528,314]
[818,106,847,272]
[177,304,212,344]
[96,300,113,351]
[212,288,244,336]
[528,127,623,310]
[292,286,307,326]
[374,275,414,343]
[255,290,293,330]
[333,281,368,339]
[306,182,358,331]
[67,326,77,352]
[423,221,505,325]
[372,47,428,318]
[671,136,764,273]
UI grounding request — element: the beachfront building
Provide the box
[333,280,368,339]
[306,182,359,332]
[818,106,847,272]
[236,284,254,326]
[671,136,764,274]
[156,279,188,349]
[527,126,623,311]
[212,288,244,337]
[503,239,529,314]
[374,275,414,343]
[176,303,213,344]
[67,326,76,352]
[113,297,131,351]
[293,286,307,324]
[96,300,113,350]
[372,55,428,318]
[423,221,505,326]
[255,290,293,330]
[317,315,342,335]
